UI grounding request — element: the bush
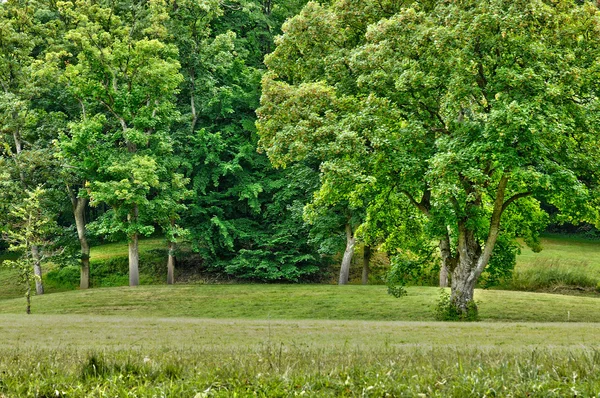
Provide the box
[434,289,479,321]
[45,266,80,290]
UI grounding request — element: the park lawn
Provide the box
[0,284,599,322]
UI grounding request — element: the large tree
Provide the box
[258,0,600,315]
[59,0,183,286]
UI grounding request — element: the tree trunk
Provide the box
[438,237,454,288]
[338,224,356,285]
[167,241,176,285]
[25,274,31,315]
[449,175,510,317]
[362,245,371,285]
[129,233,139,286]
[31,245,44,295]
[73,195,90,289]
[449,226,480,315]
[439,264,449,288]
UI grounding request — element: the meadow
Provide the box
[2,235,600,396]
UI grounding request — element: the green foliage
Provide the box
[480,235,519,288]
[257,0,600,308]
[435,289,479,322]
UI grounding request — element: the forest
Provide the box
[1,0,600,320]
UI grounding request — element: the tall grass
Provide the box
[3,346,600,396]
[504,258,599,292]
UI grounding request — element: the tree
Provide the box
[257,0,600,316]
[167,0,325,281]
[0,0,67,295]
[59,0,183,286]
[2,187,59,313]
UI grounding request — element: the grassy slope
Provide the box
[0,238,165,298]
[89,238,165,260]
[518,235,600,276]
[0,285,599,322]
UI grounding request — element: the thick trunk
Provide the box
[31,245,44,295]
[450,227,480,315]
[129,233,139,286]
[73,195,90,289]
[338,224,356,285]
[362,245,371,285]
[449,175,510,317]
[167,241,176,285]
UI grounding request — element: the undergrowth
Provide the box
[502,259,600,293]
[2,346,600,397]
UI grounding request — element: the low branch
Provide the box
[501,191,533,213]
[475,174,509,276]
[401,189,430,217]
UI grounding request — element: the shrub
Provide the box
[434,289,479,321]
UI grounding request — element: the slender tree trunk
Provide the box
[339,224,356,285]
[362,245,371,285]
[167,241,176,285]
[25,272,31,314]
[128,204,140,286]
[31,245,44,295]
[72,194,90,289]
[129,233,139,286]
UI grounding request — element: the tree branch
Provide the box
[475,174,509,276]
[501,191,532,213]
[401,189,430,217]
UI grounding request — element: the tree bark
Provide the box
[167,241,176,285]
[450,224,480,314]
[338,224,356,285]
[129,233,139,286]
[438,235,454,288]
[71,194,90,289]
[128,204,140,286]
[449,175,510,315]
[362,245,371,285]
[26,283,31,314]
[31,244,44,295]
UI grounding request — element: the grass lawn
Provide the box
[509,235,600,291]
[0,284,599,322]
[2,237,600,396]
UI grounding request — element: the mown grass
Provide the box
[1,285,599,322]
